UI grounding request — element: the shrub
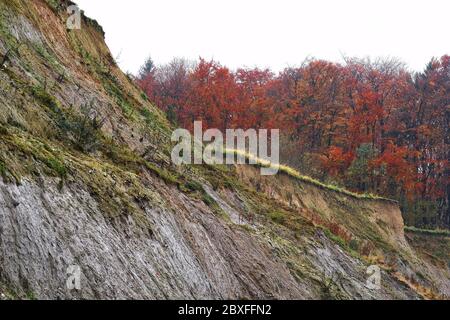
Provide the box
[57,100,106,152]
[184,181,204,192]
[202,193,215,207]
[269,211,286,224]
[349,239,359,251]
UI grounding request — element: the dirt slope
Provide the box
[0,0,448,299]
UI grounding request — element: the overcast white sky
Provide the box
[75,0,449,75]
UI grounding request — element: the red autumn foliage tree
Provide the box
[138,55,450,229]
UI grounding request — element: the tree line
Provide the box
[137,55,449,229]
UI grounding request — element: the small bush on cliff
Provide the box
[57,100,106,153]
[269,211,287,224]
[183,181,204,192]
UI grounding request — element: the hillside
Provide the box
[0,0,448,299]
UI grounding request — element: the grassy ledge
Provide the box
[404,226,450,237]
[222,148,396,202]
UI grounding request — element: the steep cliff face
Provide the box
[0,0,448,300]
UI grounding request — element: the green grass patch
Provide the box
[33,43,64,74]
[6,134,67,179]
[101,76,136,119]
[140,92,149,101]
[322,228,360,259]
[183,180,204,192]
[44,156,67,178]
[143,161,179,185]
[201,193,215,206]
[25,290,37,300]
[323,228,348,248]
[31,85,59,112]
[269,211,287,224]
[44,0,59,11]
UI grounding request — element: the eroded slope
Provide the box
[0,0,448,299]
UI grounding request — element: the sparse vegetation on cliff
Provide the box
[0,0,447,300]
